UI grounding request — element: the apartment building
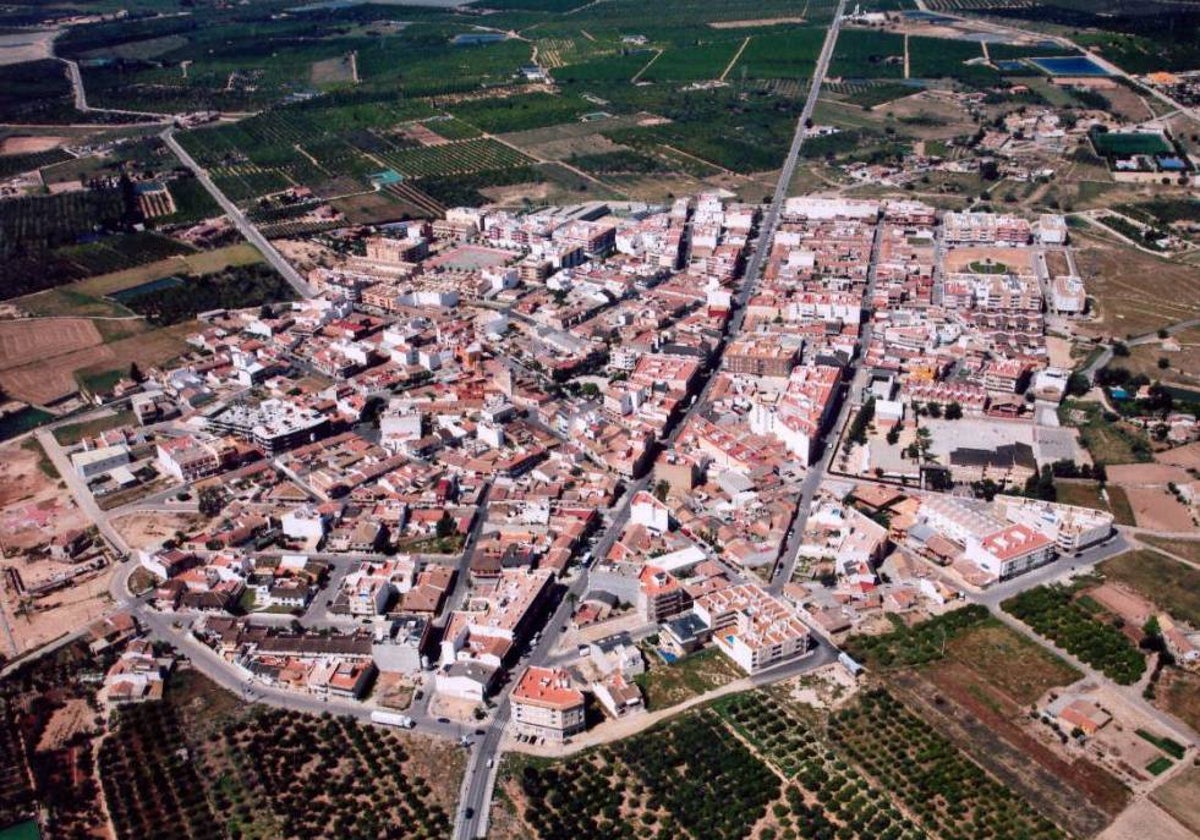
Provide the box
[965,522,1055,580]
[511,666,586,742]
[693,583,810,674]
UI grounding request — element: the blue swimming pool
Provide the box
[1027,56,1110,77]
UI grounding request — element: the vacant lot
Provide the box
[1152,765,1200,837]
[1154,668,1200,735]
[0,318,100,373]
[1123,326,1200,389]
[1141,536,1200,564]
[1060,400,1150,466]
[1073,233,1200,339]
[1054,481,1136,525]
[943,620,1080,706]
[633,646,743,710]
[1121,486,1194,532]
[1100,549,1200,626]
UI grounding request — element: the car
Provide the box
[486,758,494,768]
[475,729,486,736]
[464,808,474,819]
[437,717,450,724]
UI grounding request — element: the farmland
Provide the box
[832,689,1066,840]
[100,702,220,840]
[118,263,297,326]
[209,708,459,839]
[502,687,1069,840]
[1002,585,1147,685]
[844,607,1127,836]
[508,711,779,840]
[0,189,196,299]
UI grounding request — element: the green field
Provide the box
[1091,130,1173,157]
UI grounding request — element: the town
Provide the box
[3,1,1200,839]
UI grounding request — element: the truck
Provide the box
[370,710,415,729]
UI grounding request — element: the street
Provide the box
[161,128,315,299]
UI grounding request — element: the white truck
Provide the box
[370,710,416,729]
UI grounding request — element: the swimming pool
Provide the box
[1027,55,1110,77]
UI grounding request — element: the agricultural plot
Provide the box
[832,689,1066,840]
[212,708,457,839]
[830,29,906,79]
[0,147,72,179]
[828,81,918,109]
[118,263,296,326]
[373,138,534,178]
[715,693,925,840]
[730,29,824,81]
[455,94,593,135]
[642,43,741,83]
[177,99,533,206]
[100,702,220,840]
[907,37,997,88]
[0,59,113,125]
[511,710,779,840]
[0,188,195,299]
[1002,585,1147,685]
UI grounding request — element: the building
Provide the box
[965,522,1055,580]
[693,583,811,674]
[439,569,554,674]
[637,566,693,623]
[724,337,798,377]
[592,672,644,719]
[630,491,670,534]
[748,365,841,464]
[511,666,586,742]
[156,435,224,481]
[992,496,1113,553]
[208,400,330,455]
[943,211,1032,246]
[72,444,130,479]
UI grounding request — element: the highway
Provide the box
[454,2,850,836]
[160,128,315,299]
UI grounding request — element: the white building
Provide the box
[693,583,810,674]
[993,496,1114,554]
[630,490,670,534]
[72,444,131,479]
[964,523,1056,580]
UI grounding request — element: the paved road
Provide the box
[59,58,170,120]
[36,429,131,557]
[161,128,315,298]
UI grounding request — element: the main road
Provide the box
[453,2,851,836]
[161,128,315,299]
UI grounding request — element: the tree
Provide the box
[1112,341,1130,357]
[944,401,963,420]
[128,362,144,383]
[653,479,670,502]
[927,402,942,419]
[1158,357,1170,370]
[435,511,456,539]
[198,487,224,517]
